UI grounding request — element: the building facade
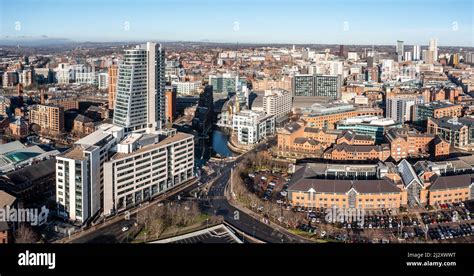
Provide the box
[108,65,118,110]
[233,110,275,145]
[55,124,124,224]
[293,74,341,99]
[103,132,194,215]
[113,42,166,133]
[262,88,292,119]
[29,104,65,133]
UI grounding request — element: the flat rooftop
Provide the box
[61,146,86,161]
[150,224,243,244]
[111,132,193,160]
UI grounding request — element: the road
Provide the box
[202,160,308,243]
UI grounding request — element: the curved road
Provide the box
[202,155,308,243]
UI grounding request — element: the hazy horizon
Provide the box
[1,0,473,47]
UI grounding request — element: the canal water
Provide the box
[195,129,233,168]
[211,130,232,157]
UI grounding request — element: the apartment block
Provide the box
[232,110,275,145]
[414,101,462,125]
[262,88,292,119]
[427,117,474,148]
[29,104,65,133]
[386,128,435,161]
[108,65,118,110]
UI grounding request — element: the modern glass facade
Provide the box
[293,74,341,99]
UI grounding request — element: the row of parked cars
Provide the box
[305,210,421,230]
[428,223,473,240]
[262,179,276,201]
[421,209,471,225]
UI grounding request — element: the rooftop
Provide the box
[429,174,473,191]
[111,132,193,160]
[0,141,25,155]
[0,190,16,207]
[150,224,243,244]
[61,146,86,161]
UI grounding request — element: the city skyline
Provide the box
[0,0,473,47]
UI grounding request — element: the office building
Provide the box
[277,121,343,154]
[427,116,474,148]
[323,143,390,161]
[336,116,402,143]
[55,124,124,223]
[103,132,194,215]
[288,164,404,209]
[292,74,341,99]
[300,103,383,129]
[396,40,404,61]
[173,81,201,96]
[428,174,473,205]
[386,128,435,161]
[113,42,166,133]
[292,74,314,97]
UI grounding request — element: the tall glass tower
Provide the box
[113,42,165,133]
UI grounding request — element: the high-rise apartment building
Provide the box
[404,51,412,62]
[413,45,421,61]
[429,38,438,62]
[113,42,166,133]
[98,72,108,89]
[262,88,292,119]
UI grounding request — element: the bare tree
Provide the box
[14,223,39,244]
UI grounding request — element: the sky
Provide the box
[0,0,473,46]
